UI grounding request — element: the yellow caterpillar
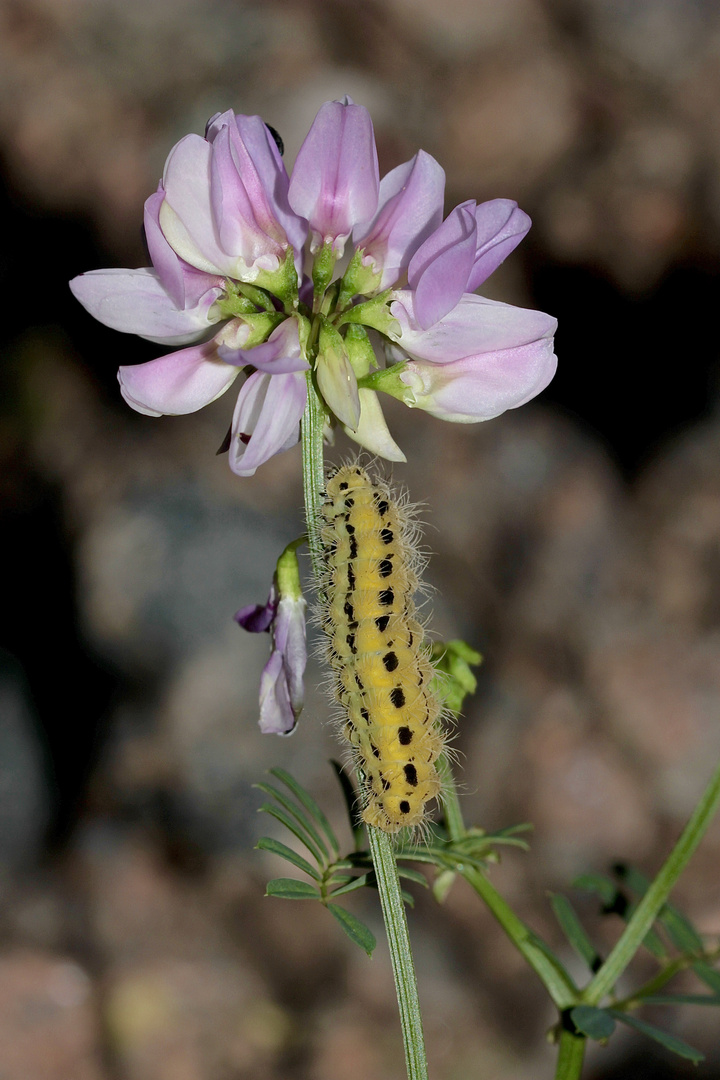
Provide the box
[319,463,444,833]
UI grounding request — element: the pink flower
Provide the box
[70,98,556,471]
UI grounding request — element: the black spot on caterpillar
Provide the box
[319,463,444,833]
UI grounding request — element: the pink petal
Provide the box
[467,199,532,292]
[391,291,557,362]
[407,202,477,329]
[288,98,379,251]
[399,336,557,423]
[118,341,238,416]
[70,268,222,345]
[353,150,446,289]
[160,134,237,276]
[229,370,307,476]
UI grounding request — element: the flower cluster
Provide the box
[70,97,557,474]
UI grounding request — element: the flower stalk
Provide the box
[300,377,429,1080]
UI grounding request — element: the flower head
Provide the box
[70,97,556,472]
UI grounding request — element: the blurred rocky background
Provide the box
[2,0,720,1076]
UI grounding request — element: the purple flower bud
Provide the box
[235,584,278,632]
[288,98,379,255]
[237,579,307,735]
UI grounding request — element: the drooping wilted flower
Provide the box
[235,542,307,735]
[70,96,557,473]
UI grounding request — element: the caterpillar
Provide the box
[319,463,445,833]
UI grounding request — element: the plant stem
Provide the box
[301,372,327,577]
[460,866,578,1010]
[553,1029,586,1080]
[438,757,577,1010]
[368,827,429,1080]
[300,378,429,1080]
[583,754,720,1006]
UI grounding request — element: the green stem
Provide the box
[460,866,577,1010]
[553,1029,586,1080]
[301,372,327,577]
[300,377,428,1080]
[368,827,429,1080]
[438,757,577,1010]
[583,754,720,1006]
[437,754,465,841]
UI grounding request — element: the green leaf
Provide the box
[570,1006,616,1041]
[258,802,326,866]
[328,903,376,956]
[642,994,720,1006]
[572,873,667,959]
[256,836,321,881]
[614,864,719,985]
[550,894,602,973]
[330,760,364,849]
[609,1010,705,1064]
[397,867,429,888]
[266,878,321,900]
[432,869,457,904]
[256,783,329,864]
[329,874,371,897]
[270,767,340,857]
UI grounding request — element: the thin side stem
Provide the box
[439,757,577,1010]
[583,754,720,1006]
[460,866,578,1010]
[300,377,428,1080]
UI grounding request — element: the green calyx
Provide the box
[337,290,399,337]
[357,362,412,404]
[254,247,299,309]
[337,249,382,310]
[236,311,286,348]
[312,240,338,301]
[276,537,306,600]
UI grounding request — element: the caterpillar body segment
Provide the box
[319,463,445,833]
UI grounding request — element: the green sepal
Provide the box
[235,311,286,348]
[358,361,412,403]
[328,903,377,956]
[338,290,399,337]
[312,239,337,299]
[213,289,259,319]
[266,878,321,900]
[254,246,299,308]
[256,836,321,881]
[337,248,382,309]
[570,1005,615,1042]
